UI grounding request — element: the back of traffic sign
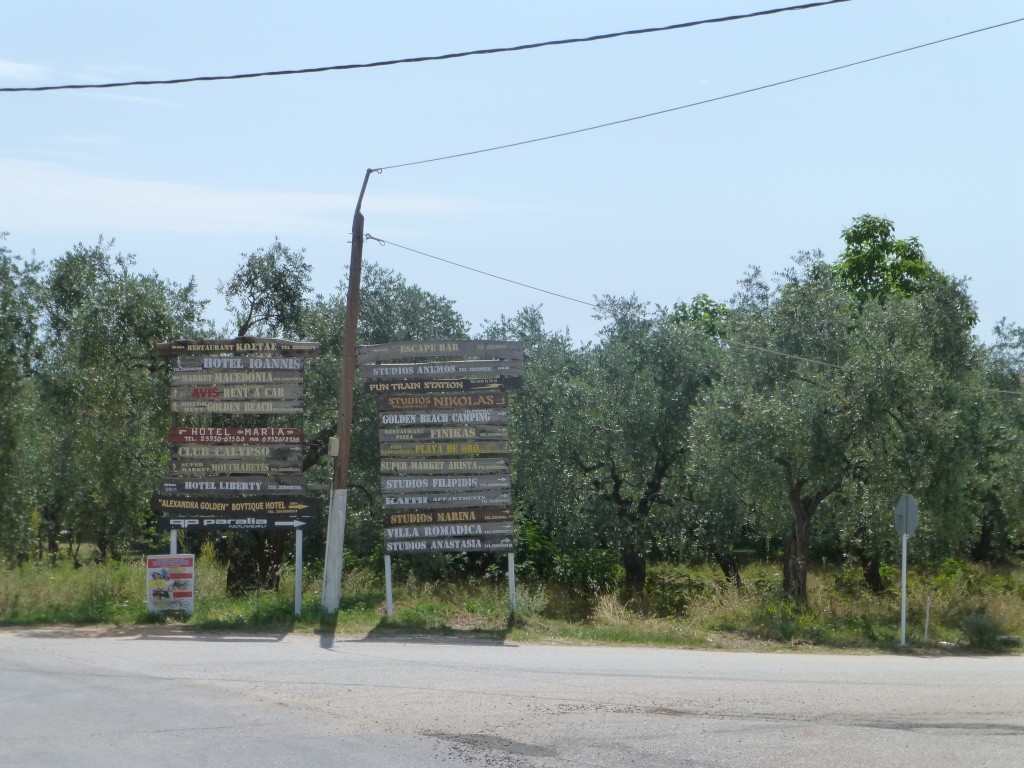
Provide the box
[895,493,919,537]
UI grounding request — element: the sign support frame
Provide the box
[294,529,303,617]
[384,554,394,617]
[508,553,516,614]
[895,493,919,648]
[900,531,909,647]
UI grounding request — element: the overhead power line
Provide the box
[0,1,853,93]
[365,234,1024,398]
[364,234,597,308]
[377,17,1024,170]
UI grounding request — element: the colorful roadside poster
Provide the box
[147,554,195,614]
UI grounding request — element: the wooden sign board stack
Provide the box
[152,338,320,531]
[358,340,523,556]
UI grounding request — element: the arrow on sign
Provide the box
[274,520,307,528]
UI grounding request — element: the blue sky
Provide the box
[2,1,1021,342]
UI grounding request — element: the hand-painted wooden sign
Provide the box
[172,369,304,386]
[170,458,302,476]
[174,356,306,372]
[378,457,509,475]
[364,378,519,394]
[172,384,305,401]
[384,521,513,540]
[383,507,514,526]
[377,392,509,411]
[357,340,524,363]
[378,424,509,442]
[157,338,320,357]
[361,338,520,558]
[383,490,512,509]
[360,359,523,381]
[384,535,514,555]
[378,440,509,458]
[382,474,510,492]
[151,494,314,515]
[167,427,303,445]
[171,443,303,460]
[160,476,308,495]
[172,399,305,414]
[378,408,508,427]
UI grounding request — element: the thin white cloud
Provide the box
[0,59,48,82]
[0,159,516,236]
[93,91,175,108]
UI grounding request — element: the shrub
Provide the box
[645,564,720,617]
[960,607,1006,650]
[552,549,621,593]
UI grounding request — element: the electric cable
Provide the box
[0,1,853,93]
[376,17,1024,170]
[365,233,1024,397]
[364,233,597,308]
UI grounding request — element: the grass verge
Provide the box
[2,556,1021,654]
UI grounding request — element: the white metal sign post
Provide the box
[895,493,919,647]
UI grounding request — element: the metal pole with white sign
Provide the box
[895,493,919,647]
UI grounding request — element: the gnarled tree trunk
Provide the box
[782,476,840,604]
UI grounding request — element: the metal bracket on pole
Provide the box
[321,168,375,614]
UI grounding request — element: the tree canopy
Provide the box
[0,218,1020,610]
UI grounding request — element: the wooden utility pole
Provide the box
[322,168,374,613]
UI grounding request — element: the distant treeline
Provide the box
[1,217,1021,603]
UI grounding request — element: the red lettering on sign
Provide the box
[191,387,221,398]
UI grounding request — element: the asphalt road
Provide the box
[1,626,1021,767]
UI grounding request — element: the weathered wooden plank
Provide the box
[364,378,520,394]
[382,490,512,509]
[378,408,508,427]
[156,338,320,357]
[171,385,305,401]
[150,494,315,514]
[384,521,514,540]
[378,424,509,442]
[378,457,508,475]
[384,535,515,555]
[170,459,303,476]
[167,427,303,445]
[378,440,509,458]
[171,400,304,414]
[170,442,303,459]
[172,369,304,386]
[357,340,523,363]
[377,392,509,411]
[360,359,523,381]
[159,476,308,494]
[381,474,510,493]
[174,356,307,372]
[383,508,513,526]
